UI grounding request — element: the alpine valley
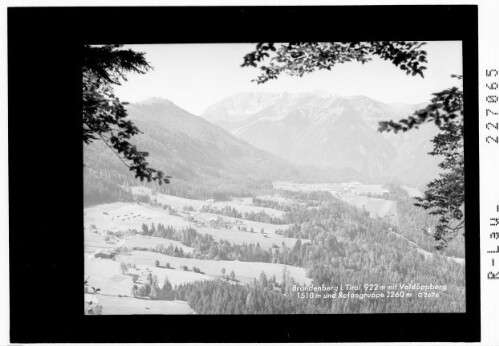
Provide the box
[84,92,465,316]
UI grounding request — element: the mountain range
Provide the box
[84,97,303,203]
[85,92,441,204]
[202,91,441,188]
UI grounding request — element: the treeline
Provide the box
[137,223,302,263]
[278,189,337,203]
[200,204,285,224]
[131,272,175,300]
[281,200,372,230]
[84,138,276,205]
[252,190,339,212]
[137,210,465,307]
[175,280,321,314]
[385,184,465,258]
[84,166,134,206]
[167,189,464,313]
[174,277,464,314]
[252,197,292,212]
[116,183,466,313]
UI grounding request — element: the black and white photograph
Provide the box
[83,41,466,315]
[7,3,489,344]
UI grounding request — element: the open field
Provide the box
[84,202,191,233]
[84,229,194,256]
[84,201,299,251]
[85,259,136,296]
[127,250,311,286]
[86,256,215,290]
[213,199,284,218]
[274,181,386,194]
[131,186,285,218]
[84,230,117,255]
[194,212,288,234]
[274,181,345,194]
[119,257,215,288]
[188,225,298,251]
[274,181,396,219]
[274,181,390,195]
[192,212,300,250]
[255,194,295,205]
[124,235,194,254]
[338,194,397,219]
[274,180,421,200]
[94,294,195,315]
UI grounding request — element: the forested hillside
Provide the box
[115,189,465,314]
[84,98,300,205]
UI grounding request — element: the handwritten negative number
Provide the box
[486,123,499,130]
[486,69,499,144]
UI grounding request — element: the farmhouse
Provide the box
[208,216,225,227]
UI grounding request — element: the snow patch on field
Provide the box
[129,250,311,286]
[96,295,195,315]
[125,235,194,254]
[84,202,191,232]
[131,186,284,218]
[85,260,134,296]
[338,194,397,219]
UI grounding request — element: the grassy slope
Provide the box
[95,295,195,315]
[127,250,310,286]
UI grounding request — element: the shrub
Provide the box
[86,304,103,315]
[120,262,128,275]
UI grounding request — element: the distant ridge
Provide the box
[201,91,440,188]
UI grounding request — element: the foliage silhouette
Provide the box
[242,42,428,84]
[379,76,464,248]
[83,44,171,185]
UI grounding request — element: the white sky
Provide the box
[115,41,462,115]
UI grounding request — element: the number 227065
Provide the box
[486,69,499,144]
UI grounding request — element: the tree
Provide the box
[229,270,236,281]
[242,42,428,84]
[149,275,161,300]
[84,277,103,315]
[154,259,160,267]
[120,262,128,275]
[86,303,103,315]
[161,276,174,300]
[259,271,268,287]
[131,284,138,297]
[220,267,226,277]
[141,223,149,235]
[83,44,171,184]
[379,76,464,248]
